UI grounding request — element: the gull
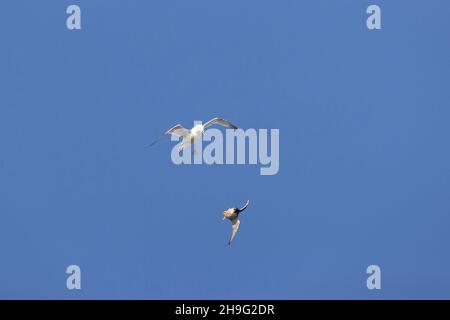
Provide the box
[148,117,238,150]
[222,200,249,246]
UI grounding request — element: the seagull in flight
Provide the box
[223,200,250,246]
[148,117,238,150]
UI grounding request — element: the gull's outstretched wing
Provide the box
[166,124,190,137]
[147,135,165,147]
[238,200,250,213]
[147,124,190,147]
[228,218,240,246]
[203,118,238,130]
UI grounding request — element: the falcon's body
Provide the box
[223,200,250,246]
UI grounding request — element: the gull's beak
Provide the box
[222,211,226,220]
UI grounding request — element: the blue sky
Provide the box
[1,0,450,299]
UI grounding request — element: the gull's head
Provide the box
[192,124,204,136]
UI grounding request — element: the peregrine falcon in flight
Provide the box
[222,200,250,246]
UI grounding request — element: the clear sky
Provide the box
[1,0,449,299]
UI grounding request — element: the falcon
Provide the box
[222,200,250,246]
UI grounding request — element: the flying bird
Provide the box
[222,200,250,246]
[148,117,238,150]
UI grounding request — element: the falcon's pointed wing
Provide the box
[238,200,250,213]
[203,118,238,130]
[228,218,241,246]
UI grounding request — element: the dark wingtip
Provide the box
[238,200,249,212]
[147,138,160,148]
